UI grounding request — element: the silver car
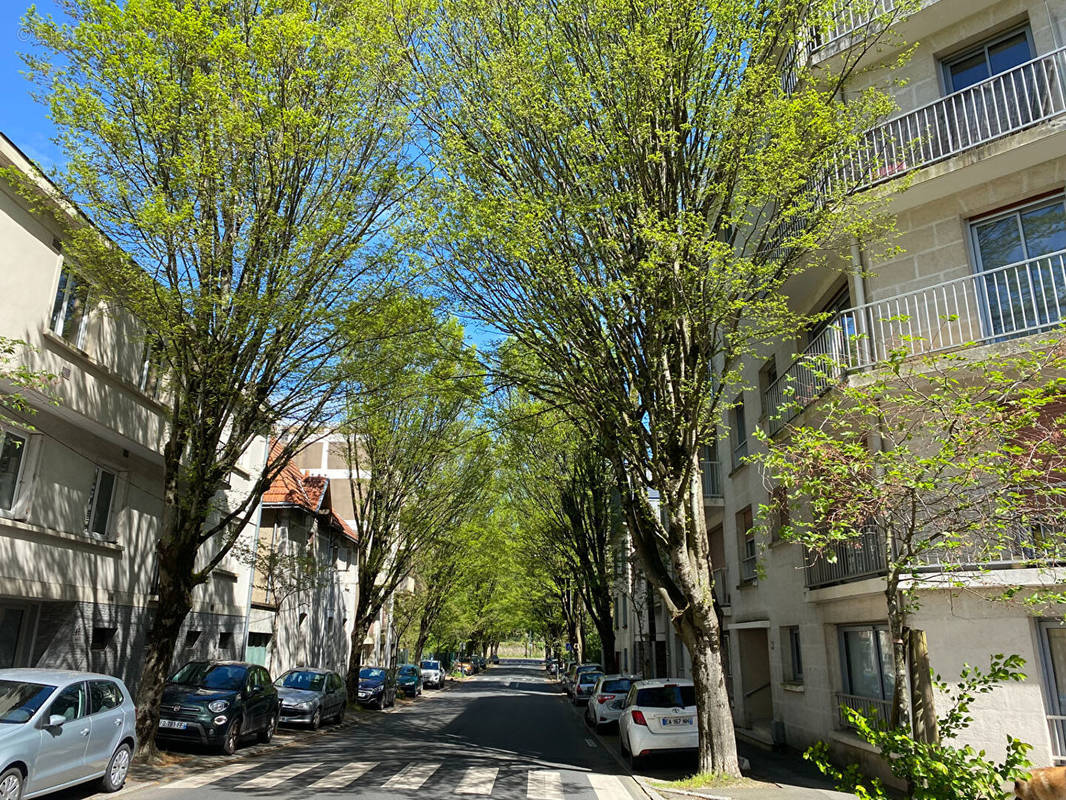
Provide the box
[584,673,640,731]
[0,668,137,799]
[274,668,346,729]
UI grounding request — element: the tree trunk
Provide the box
[885,578,910,731]
[907,628,938,744]
[345,617,372,702]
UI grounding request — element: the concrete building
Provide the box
[0,131,266,689]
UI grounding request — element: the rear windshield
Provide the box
[602,679,633,693]
[276,671,325,691]
[399,666,419,676]
[579,672,603,685]
[420,661,440,670]
[0,680,55,724]
[636,686,696,708]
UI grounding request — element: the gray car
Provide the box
[274,668,346,729]
[0,668,137,800]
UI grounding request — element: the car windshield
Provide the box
[399,666,418,676]
[602,679,632,693]
[0,680,56,724]
[579,673,603,685]
[420,661,439,670]
[170,662,248,691]
[276,671,325,691]
[360,668,385,680]
[636,686,697,708]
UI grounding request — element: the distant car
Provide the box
[584,674,640,730]
[274,668,347,729]
[157,661,279,754]
[559,660,575,687]
[420,659,445,689]
[491,656,500,664]
[0,669,137,799]
[473,656,486,671]
[566,663,602,696]
[396,664,423,697]
[618,679,697,768]
[456,660,475,676]
[357,666,396,709]
[571,670,604,705]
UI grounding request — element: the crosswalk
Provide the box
[160,759,633,798]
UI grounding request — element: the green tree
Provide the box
[0,337,55,425]
[22,0,415,748]
[410,0,907,773]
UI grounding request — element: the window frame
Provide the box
[730,395,748,470]
[48,681,87,724]
[0,428,30,515]
[838,623,893,701]
[940,25,1035,95]
[784,626,804,683]
[85,466,118,540]
[49,267,91,348]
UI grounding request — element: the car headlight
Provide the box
[295,701,314,711]
[372,685,383,694]
[208,700,230,713]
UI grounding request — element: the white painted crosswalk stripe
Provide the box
[588,773,631,800]
[167,761,260,789]
[241,762,319,789]
[308,761,377,789]
[454,766,498,795]
[382,761,441,790]
[527,770,564,800]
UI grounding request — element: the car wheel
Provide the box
[310,708,321,730]
[626,733,644,770]
[99,742,132,793]
[0,767,23,800]
[259,711,279,743]
[375,694,384,710]
[221,718,242,755]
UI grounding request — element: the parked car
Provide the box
[274,668,346,729]
[474,656,487,671]
[356,666,396,709]
[456,660,475,676]
[0,669,136,799]
[396,664,423,697]
[566,663,602,696]
[420,659,445,689]
[491,656,500,664]
[618,679,697,768]
[158,661,279,754]
[558,660,575,685]
[571,670,604,705]
[584,674,640,730]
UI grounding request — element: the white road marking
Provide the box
[240,762,319,789]
[382,761,441,790]
[527,770,564,800]
[166,761,260,789]
[455,766,499,795]
[308,760,377,789]
[588,773,632,800]
[584,737,596,748]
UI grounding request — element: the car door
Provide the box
[243,667,263,732]
[259,668,278,724]
[29,681,92,794]
[618,686,636,742]
[85,680,125,773]
[328,673,344,717]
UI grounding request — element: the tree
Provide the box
[410,0,907,773]
[22,0,415,749]
[754,340,1066,735]
[339,294,488,700]
[0,337,56,425]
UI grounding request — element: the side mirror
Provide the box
[47,714,66,728]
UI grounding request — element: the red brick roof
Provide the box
[328,510,359,543]
[262,443,327,513]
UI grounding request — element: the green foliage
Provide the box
[0,337,57,426]
[805,655,1032,800]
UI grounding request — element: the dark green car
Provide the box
[396,664,423,697]
[156,661,280,754]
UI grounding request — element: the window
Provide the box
[621,594,627,629]
[90,627,116,652]
[139,339,164,399]
[737,506,756,583]
[0,430,28,512]
[839,624,894,702]
[183,630,202,648]
[768,485,790,543]
[48,682,86,723]
[218,631,234,650]
[50,267,90,345]
[942,28,1034,92]
[89,680,123,713]
[759,357,778,419]
[700,442,721,498]
[783,626,803,683]
[338,546,351,570]
[970,195,1066,338]
[85,468,116,538]
[731,395,748,469]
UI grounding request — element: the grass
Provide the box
[648,771,767,792]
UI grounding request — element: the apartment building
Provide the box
[0,132,266,689]
[707,0,1066,777]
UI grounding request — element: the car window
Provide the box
[635,685,697,708]
[602,679,632,693]
[48,682,86,723]
[171,662,247,690]
[0,680,56,724]
[89,681,124,713]
[399,666,418,676]
[579,672,603,685]
[625,686,637,707]
[260,668,273,686]
[420,661,439,670]
[360,667,385,680]
[277,670,325,691]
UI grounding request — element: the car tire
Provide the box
[375,694,384,711]
[221,718,242,755]
[259,711,278,743]
[99,742,132,793]
[0,766,23,800]
[310,708,321,730]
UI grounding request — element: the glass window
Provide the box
[48,682,86,723]
[50,268,90,344]
[170,662,248,691]
[602,679,632,693]
[944,29,1033,92]
[85,468,117,538]
[0,680,55,724]
[0,432,27,512]
[635,685,697,708]
[840,625,894,701]
[89,681,123,713]
[787,626,804,682]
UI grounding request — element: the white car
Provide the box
[584,674,640,730]
[419,660,445,689]
[618,678,697,767]
[0,668,137,799]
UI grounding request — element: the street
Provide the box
[115,664,646,800]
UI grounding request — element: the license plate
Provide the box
[661,717,694,727]
[158,719,188,730]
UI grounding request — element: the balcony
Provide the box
[701,458,723,499]
[765,248,1066,434]
[713,566,731,606]
[835,692,892,730]
[837,46,1066,192]
[805,528,887,589]
[808,0,898,59]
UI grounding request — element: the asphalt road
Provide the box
[116,664,647,800]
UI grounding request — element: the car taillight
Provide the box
[632,710,648,726]
[597,694,616,704]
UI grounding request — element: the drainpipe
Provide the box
[240,435,271,660]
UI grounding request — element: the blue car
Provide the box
[356,667,396,710]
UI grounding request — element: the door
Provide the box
[246,633,270,667]
[85,681,125,773]
[244,668,265,731]
[259,668,278,726]
[328,673,345,718]
[29,682,92,794]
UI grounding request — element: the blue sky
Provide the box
[2,2,63,171]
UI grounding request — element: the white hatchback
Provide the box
[618,679,697,767]
[583,674,640,730]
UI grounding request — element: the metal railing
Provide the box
[701,459,723,499]
[809,0,898,57]
[740,554,758,584]
[764,248,1066,434]
[713,566,731,606]
[1048,715,1066,764]
[836,692,892,730]
[805,528,887,589]
[837,47,1066,191]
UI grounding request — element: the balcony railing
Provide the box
[713,566,731,606]
[701,459,723,499]
[765,248,1066,434]
[836,692,892,730]
[740,553,758,584]
[809,0,897,58]
[837,46,1066,191]
[805,528,887,589]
